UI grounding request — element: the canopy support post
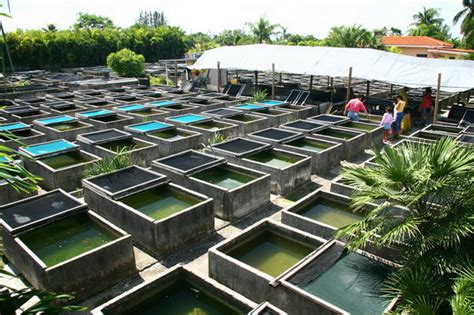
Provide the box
[165,63,169,86]
[217,61,221,93]
[235,70,239,81]
[346,67,353,102]
[279,73,282,84]
[390,84,394,97]
[330,77,334,103]
[309,75,313,92]
[272,63,276,100]
[254,71,259,90]
[174,61,178,88]
[433,73,442,124]
[366,81,370,97]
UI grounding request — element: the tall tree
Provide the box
[136,10,167,28]
[74,12,114,29]
[409,7,451,40]
[453,0,474,48]
[42,24,57,32]
[245,17,281,43]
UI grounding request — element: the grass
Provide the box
[83,147,132,178]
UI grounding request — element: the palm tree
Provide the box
[453,0,474,48]
[412,7,444,27]
[335,138,474,314]
[42,24,57,32]
[325,25,378,48]
[245,17,281,44]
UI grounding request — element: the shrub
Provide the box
[250,89,268,103]
[106,48,145,77]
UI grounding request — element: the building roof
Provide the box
[382,36,454,48]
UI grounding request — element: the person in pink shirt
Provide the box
[380,106,394,143]
[343,95,369,121]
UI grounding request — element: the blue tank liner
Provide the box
[36,115,75,125]
[260,100,286,106]
[149,100,178,107]
[0,122,30,131]
[168,114,209,124]
[127,121,174,133]
[116,104,147,112]
[236,104,266,111]
[78,109,114,118]
[23,140,77,158]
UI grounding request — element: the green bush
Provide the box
[106,48,145,77]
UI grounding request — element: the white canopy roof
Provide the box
[190,44,474,92]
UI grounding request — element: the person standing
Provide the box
[343,95,369,121]
[392,95,406,139]
[380,106,393,143]
[418,88,432,127]
[400,87,409,107]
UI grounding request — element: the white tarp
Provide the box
[190,44,474,92]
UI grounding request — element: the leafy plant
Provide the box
[106,48,145,78]
[335,138,474,314]
[250,89,267,103]
[84,147,133,178]
[453,0,474,49]
[149,75,173,86]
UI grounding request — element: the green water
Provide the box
[191,121,230,131]
[247,150,299,168]
[417,132,445,140]
[316,129,355,140]
[296,199,362,228]
[342,122,377,132]
[228,115,258,122]
[0,129,33,140]
[228,231,315,277]
[41,151,92,169]
[150,129,186,140]
[286,138,331,152]
[123,280,242,315]
[99,139,147,152]
[51,122,84,131]
[120,186,200,220]
[20,213,117,267]
[192,166,255,189]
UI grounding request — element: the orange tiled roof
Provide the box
[430,47,474,53]
[382,36,454,47]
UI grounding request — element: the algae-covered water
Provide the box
[192,166,255,189]
[296,199,362,228]
[99,139,147,152]
[41,151,91,169]
[51,122,84,131]
[286,138,331,152]
[120,186,200,220]
[20,213,117,267]
[228,231,315,277]
[341,122,378,132]
[124,280,242,315]
[150,129,187,140]
[247,150,299,168]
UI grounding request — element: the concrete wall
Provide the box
[83,183,214,257]
[1,129,47,151]
[33,121,95,142]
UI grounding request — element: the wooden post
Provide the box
[279,73,282,84]
[235,70,239,81]
[327,76,330,88]
[309,75,313,92]
[271,63,276,100]
[390,84,394,97]
[366,81,370,97]
[254,71,259,89]
[174,61,178,87]
[165,63,169,86]
[433,73,442,124]
[217,61,221,93]
[345,67,353,102]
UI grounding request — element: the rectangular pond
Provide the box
[248,128,301,144]
[166,114,210,125]
[311,127,366,160]
[33,116,94,141]
[309,114,350,125]
[280,120,325,134]
[283,243,395,315]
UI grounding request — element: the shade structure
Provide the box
[190,44,474,92]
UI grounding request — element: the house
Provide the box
[382,36,474,59]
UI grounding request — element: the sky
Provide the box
[1,0,464,38]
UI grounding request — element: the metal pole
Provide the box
[217,61,221,93]
[174,61,178,87]
[346,67,353,102]
[271,63,276,100]
[309,75,313,92]
[433,73,442,124]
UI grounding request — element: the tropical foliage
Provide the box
[136,10,166,28]
[245,17,282,44]
[83,147,133,178]
[453,0,474,49]
[73,12,114,29]
[325,25,380,48]
[408,7,451,40]
[106,48,145,77]
[336,138,474,314]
